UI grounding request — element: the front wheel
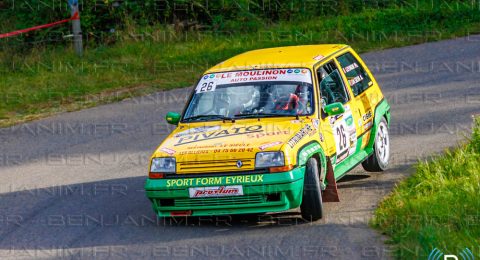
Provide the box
[362,118,390,172]
[300,158,323,221]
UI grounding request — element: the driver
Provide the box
[295,84,310,114]
[274,84,310,114]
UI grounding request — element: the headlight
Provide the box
[150,157,176,173]
[255,152,284,168]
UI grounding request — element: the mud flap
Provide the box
[322,157,340,202]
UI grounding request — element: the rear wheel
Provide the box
[362,118,390,172]
[300,158,323,221]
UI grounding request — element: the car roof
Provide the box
[206,44,349,73]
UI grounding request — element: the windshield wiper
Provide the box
[183,114,234,122]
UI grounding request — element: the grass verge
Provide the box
[373,117,480,259]
[1,2,480,127]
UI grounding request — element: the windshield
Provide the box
[183,68,314,122]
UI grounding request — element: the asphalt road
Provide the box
[0,36,479,260]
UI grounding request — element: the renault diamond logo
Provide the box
[236,160,243,168]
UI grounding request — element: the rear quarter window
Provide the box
[337,52,372,96]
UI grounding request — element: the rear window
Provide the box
[337,52,372,96]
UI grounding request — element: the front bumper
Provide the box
[145,167,305,217]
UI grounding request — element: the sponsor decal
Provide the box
[313,55,324,61]
[299,143,321,165]
[166,174,264,188]
[363,121,373,131]
[336,150,349,162]
[349,132,357,146]
[287,124,315,148]
[259,141,283,151]
[348,126,357,136]
[190,186,243,198]
[196,68,313,89]
[214,148,254,153]
[319,132,324,142]
[179,149,209,155]
[175,125,263,146]
[189,186,243,198]
[175,125,221,138]
[246,130,291,139]
[177,143,255,154]
[342,63,359,74]
[329,114,342,125]
[311,118,319,129]
[362,110,373,121]
[348,75,364,86]
[345,115,354,126]
[160,147,175,155]
[186,143,250,150]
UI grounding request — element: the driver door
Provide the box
[317,61,359,177]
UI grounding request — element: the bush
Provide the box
[0,0,436,49]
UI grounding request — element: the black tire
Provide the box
[300,157,323,221]
[362,118,390,172]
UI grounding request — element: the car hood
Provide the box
[153,118,316,174]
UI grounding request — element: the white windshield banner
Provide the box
[196,68,312,93]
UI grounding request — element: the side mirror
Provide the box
[324,102,345,116]
[166,112,181,125]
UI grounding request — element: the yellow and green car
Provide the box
[145,45,390,220]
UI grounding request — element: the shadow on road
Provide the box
[0,176,324,250]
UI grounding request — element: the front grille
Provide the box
[177,158,255,173]
[161,195,266,208]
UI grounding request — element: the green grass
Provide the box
[1,1,480,126]
[373,117,480,259]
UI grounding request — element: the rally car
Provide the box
[145,45,390,221]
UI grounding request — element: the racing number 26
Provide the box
[199,82,215,93]
[336,125,347,150]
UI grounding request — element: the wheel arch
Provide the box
[297,141,327,185]
[366,99,391,152]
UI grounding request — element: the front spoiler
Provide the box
[145,167,305,217]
